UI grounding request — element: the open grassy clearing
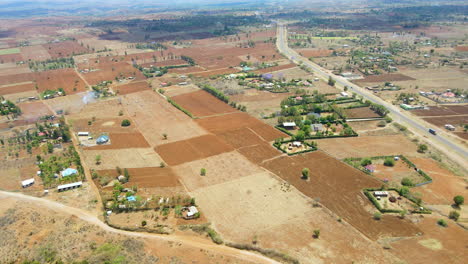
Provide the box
[0,47,20,55]
[83,148,163,170]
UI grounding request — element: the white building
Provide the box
[57,181,82,192]
[21,178,35,188]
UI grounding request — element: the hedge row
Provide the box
[200,84,229,103]
[273,139,318,156]
[167,98,194,118]
[275,125,358,140]
[363,188,431,214]
[343,103,371,109]
[105,218,173,234]
[400,155,432,182]
[226,242,299,264]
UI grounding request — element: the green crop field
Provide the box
[0,47,20,55]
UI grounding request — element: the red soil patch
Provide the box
[114,81,151,95]
[171,90,237,117]
[344,107,380,118]
[296,48,333,57]
[0,53,23,63]
[86,132,150,150]
[217,128,265,149]
[18,101,53,121]
[0,83,35,95]
[156,134,234,166]
[254,63,296,74]
[237,143,280,164]
[411,158,467,205]
[196,112,287,141]
[0,72,33,86]
[454,46,468,52]
[34,68,87,95]
[96,167,181,188]
[42,41,90,58]
[390,217,468,264]
[263,151,421,240]
[79,61,146,85]
[423,116,468,128]
[412,105,468,116]
[355,73,415,83]
[20,45,51,61]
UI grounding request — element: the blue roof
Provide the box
[127,196,136,202]
[242,66,253,71]
[96,135,109,144]
[61,168,78,177]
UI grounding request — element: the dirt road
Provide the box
[0,190,279,264]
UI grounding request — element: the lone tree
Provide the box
[95,155,102,165]
[449,210,460,221]
[453,195,464,207]
[360,158,372,167]
[162,133,168,140]
[373,212,382,220]
[313,229,320,239]
[383,157,395,167]
[302,168,310,180]
[417,144,428,153]
[121,119,131,127]
[200,168,206,176]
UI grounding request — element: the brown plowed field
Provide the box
[454,46,468,52]
[196,112,287,141]
[253,63,296,74]
[42,41,90,58]
[71,117,138,134]
[20,45,51,61]
[96,167,181,188]
[0,53,23,63]
[344,107,380,118]
[355,73,415,83]
[86,132,150,150]
[79,62,146,85]
[34,68,87,95]
[454,132,468,140]
[18,101,53,121]
[0,82,34,95]
[423,116,468,127]
[237,143,281,164]
[296,48,333,57]
[171,90,237,117]
[412,105,468,116]
[317,135,418,159]
[156,134,234,166]
[217,128,265,149]
[114,81,151,95]
[264,151,421,240]
[0,72,33,86]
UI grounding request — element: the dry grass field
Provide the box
[83,148,163,170]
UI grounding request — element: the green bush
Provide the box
[383,157,395,167]
[360,158,372,167]
[417,144,428,153]
[401,177,414,187]
[437,219,447,227]
[121,119,131,127]
[302,168,310,180]
[200,168,206,176]
[454,195,464,206]
[373,212,382,220]
[449,210,460,221]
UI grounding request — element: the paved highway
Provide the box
[276,23,467,167]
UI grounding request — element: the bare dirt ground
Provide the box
[97,167,181,188]
[85,132,150,150]
[171,90,238,117]
[355,73,415,83]
[173,150,264,191]
[18,101,53,121]
[344,107,381,119]
[317,135,419,159]
[122,90,207,147]
[113,80,152,95]
[190,172,315,241]
[0,82,34,95]
[389,215,468,264]
[411,158,467,205]
[83,148,163,170]
[230,89,291,118]
[0,193,273,264]
[263,151,421,240]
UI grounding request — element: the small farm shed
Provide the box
[57,181,82,192]
[21,178,35,188]
[77,131,89,137]
[373,191,389,197]
[283,122,296,128]
[364,165,375,173]
[183,206,199,219]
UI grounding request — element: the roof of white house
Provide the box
[283,122,296,127]
[57,181,82,190]
[21,178,35,186]
[374,191,389,196]
[187,206,199,217]
[293,141,302,147]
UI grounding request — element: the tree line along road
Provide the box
[275,23,468,168]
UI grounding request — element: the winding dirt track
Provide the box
[0,190,279,264]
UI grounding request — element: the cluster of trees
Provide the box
[0,97,21,116]
[200,84,229,103]
[135,42,167,50]
[37,145,83,186]
[28,57,75,72]
[181,55,196,66]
